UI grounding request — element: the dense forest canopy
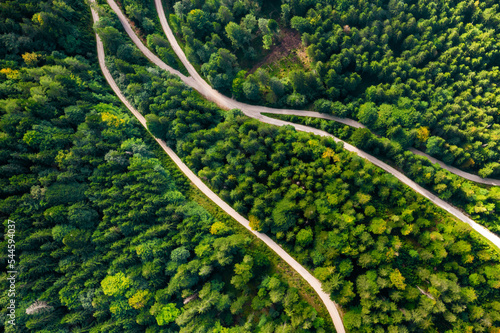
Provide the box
[0,1,329,331]
[168,0,500,177]
[156,105,500,333]
[90,1,500,331]
[3,0,500,332]
[266,112,500,234]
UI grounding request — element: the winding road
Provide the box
[261,110,500,187]
[89,2,345,332]
[153,0,500,188]
[93,0,500,331]
[154,0,500,252]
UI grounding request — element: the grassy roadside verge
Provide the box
[136,120,337,332]
[110,0,189,75]
[97,4,335,327]
[161,0,204,76]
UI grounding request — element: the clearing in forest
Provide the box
[248,29,311,77]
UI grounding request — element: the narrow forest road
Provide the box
[408,148,500,186]
[152,0,500,188]
[156,0,500,252]
[95,1,500,332]
[89,2,345,332]
[257,112,500,186]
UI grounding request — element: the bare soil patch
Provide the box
[248,28,305,74]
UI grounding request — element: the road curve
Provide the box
[108,0,500,324]
[102,0,500,330]
[155,0,500,248]
[154,0,500,188]
[110,0,500,246]
[409,148,500,186]
[263,112,500,186]
[89,2,344,332]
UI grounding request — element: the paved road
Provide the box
[90,2,344,332]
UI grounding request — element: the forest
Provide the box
[167,0,500,178]
[268,113,500,233]
[3,0,500,332]
[0,0,329,331]
[96,0,187,73]
[151,102,500,333]
[89,2,500,331]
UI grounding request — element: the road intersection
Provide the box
[90,1,500,331]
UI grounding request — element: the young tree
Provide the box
[201,48,239,92]
[426,136,446,156]
[186,9,210,35]
[272,198,298,233]
[296,228,313,247]
[243,79,261,101]
[101,272,130,296]
[150,303,180,326]
[217,6,233,24]
[231,255,254,289]
[225,22,250,49]
[357,102,378,127]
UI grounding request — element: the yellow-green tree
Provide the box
[128,290,152,310]
[150,303,180,326]
[101,272,130,296]
[389,269,406,290]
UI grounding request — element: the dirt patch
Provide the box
[296,46,312,68]
[114,0,150,43]
[248,28,306,74]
